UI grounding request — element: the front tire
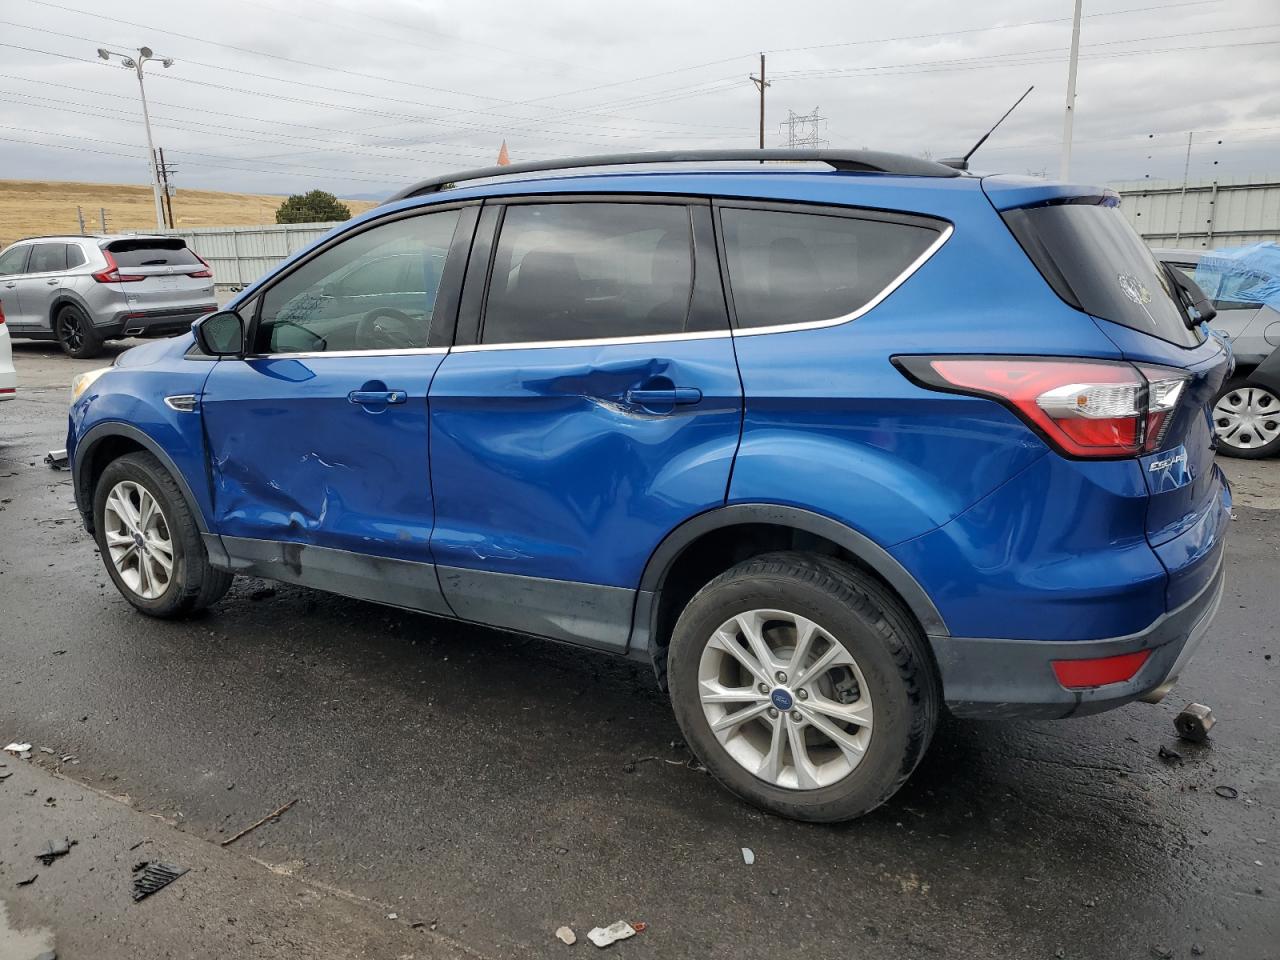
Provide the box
[56,304,104,359]
[92,451,232,618]
[667,552,939,822]
[1212,377,1280,459]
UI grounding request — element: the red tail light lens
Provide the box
[0,301,6,324]
[91,250,144,283]
[896,356,1189,458]
[189,252,213,279]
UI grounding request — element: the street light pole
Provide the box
[1060,0,1083,180]
[97,46,174,231]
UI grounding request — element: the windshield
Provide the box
[1002,200,1203,348]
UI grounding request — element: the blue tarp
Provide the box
[1194,242,1280,310]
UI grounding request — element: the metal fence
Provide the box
[1114,174,1280,250]
[159,222,343,295]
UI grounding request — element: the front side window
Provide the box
[719,207,941,330]
[254,210,460,354]
[481,203,693,345]
[27,243,68,274]
[0,245,30,276]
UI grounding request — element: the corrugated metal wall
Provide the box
[159,221,342,293]
[1114,174,1280,250]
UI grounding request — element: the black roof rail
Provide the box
[384,148,962,203]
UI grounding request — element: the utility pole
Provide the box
[749,53,770,149]
[97,46,175,230]
[1174,131,1194,245]
[76,205,86,235]
[156,147,177,229]
[1060,0,1083,179]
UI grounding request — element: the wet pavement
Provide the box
[1,341,1278,959]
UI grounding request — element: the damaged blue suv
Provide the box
[67,150,1231,821]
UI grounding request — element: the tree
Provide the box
[275,190,351,224]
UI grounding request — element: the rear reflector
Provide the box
[894,356,1190,458]
[0,387,14,394]
[1051,650,1151,689]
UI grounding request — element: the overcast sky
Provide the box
[1,0,1277,199]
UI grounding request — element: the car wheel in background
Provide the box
[56,304,104,359]
[1212,377,1280,459]
[92,451,233,618]
[666,552,939,822]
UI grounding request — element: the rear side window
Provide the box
[106,238,200,267]
[27,243,68,273]
[481,203,693,345]
[65,244,86,269]
[1002,202,1203,347]
[718,206,942,330]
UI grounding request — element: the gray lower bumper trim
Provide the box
[929,554,1225,719]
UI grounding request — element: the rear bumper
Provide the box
[930,550,1225,719]
[96,304,217,339]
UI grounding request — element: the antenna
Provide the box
[941,85,1034,171]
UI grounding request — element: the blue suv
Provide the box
[67,150,1231,821]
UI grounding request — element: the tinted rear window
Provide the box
[106,238,200,267]
[1002,201,1203,347]
[27,243,68,273]
[718,206,941,329]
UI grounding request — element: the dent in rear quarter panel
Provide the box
[729,181,1128,550]
[70,360,216,525]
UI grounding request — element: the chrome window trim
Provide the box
[249,346,451,360]
[454,221,953,353]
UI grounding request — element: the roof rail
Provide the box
[384,148,962,203]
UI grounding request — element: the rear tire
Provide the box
[92,451,232,618]
[56,304,103,359]
[667,552,939,822]
[1212,377,1280,459]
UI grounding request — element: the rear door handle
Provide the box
[46,278,59,285]
[624,387,703,406]
[348,389,407,405]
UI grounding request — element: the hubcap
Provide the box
[1213,386,1280,450]
[103,481,174,600]
[697,609,874,791]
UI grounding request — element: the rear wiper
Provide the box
[140,258,168,265]
[1164,264,1217,328]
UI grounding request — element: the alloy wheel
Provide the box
[697,608,874,790]
[103,480,174,600]
[59,311,84,352]
[1213,386,1280,451]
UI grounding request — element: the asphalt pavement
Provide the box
[1,340,1277,960]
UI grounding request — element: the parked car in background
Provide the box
[67,151,1231,822]
[0,299,15,404]
[0,235,217,359]
[1156,246,1280,458]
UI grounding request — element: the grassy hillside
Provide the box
[0,179,379,247]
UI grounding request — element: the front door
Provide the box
[428,198,743,651]
[200,205,475,614]
[0,244,29,328]
[10,243,73,334]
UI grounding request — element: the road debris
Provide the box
[742,847,755,865]
[1214,785,1239,800]
[4,742,32,758]
[249,587,278,602]
[1175,703,1216,743]
[35,838,76,866]
[220,798,297,847]
[555,926,577,945]
[16,875,37,887]
[1150,946,1173,959]
[587,921,639,948]
[131,861,188,902]
[1157,745,1183,765]
[44,449,68,470]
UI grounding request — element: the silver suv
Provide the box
[0,235,218,358]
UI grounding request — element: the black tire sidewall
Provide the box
[92,454,194,616]
[57,305,102,359]
[668,562,926,822]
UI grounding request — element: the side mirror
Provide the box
[1165,265,1217,328]
[193,309,245,356]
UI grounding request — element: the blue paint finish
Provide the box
[978,174,1113,210]
[68,334,217,525]
[1151,473,1231,610]
[428,338,741,587]
[890,453,1167,641]
[201,353,446,562]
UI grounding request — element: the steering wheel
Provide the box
[356,308,420,350]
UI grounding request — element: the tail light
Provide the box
[0,301,5,324]
[189,252,213,279]
[92,250,144,283]
[895,356,1189,458]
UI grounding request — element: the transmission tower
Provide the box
[781,107,828,149]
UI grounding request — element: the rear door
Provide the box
[427,197,741,652]
[200,204,475,614]
[103,238,216,314]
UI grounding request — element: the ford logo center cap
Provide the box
[771,688,794,711]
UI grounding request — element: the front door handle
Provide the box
[348,389,407,406]
[46,278,59,285]
[624,387,703,406]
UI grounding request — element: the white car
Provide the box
[0,298,15,403]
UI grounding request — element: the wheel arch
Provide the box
[49,291,93,327]
[631,504,948,684]
[74,422,209,536]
